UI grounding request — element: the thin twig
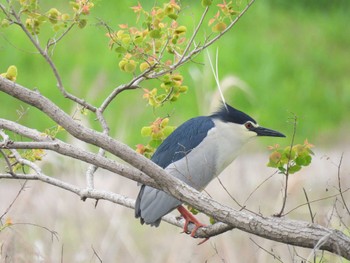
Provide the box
[8,4,96,112]
[60,244,64,263]
[12,222,59,242]
[243,172,277,206]
[91,245,103,263]
[0,3,11,18]
[99,83,141,113]
[85,109,110,189]
[275,114,297,217]
[334,199,350,232]
[284,189,350,215]
[216,176,244,209]
[150,0,255,79]
[177,6,210,65]
[46,23,75,51]
[0,130,14,174]
[0,149,14,175]
[337,153,350,215]
[195,0,255,54]
[0,181,27,220]
[303,188,315,223]
[250,238,283,263]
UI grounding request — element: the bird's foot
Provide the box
[177,205,209,245]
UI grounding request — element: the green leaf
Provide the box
[78,19,87,29]
[288,164,301,174]
[163,126,175,136]
[115,46,126,53]
[201,0,213,7]
[174,26,187,35]
[141,126,152,137]
[149,29,162,39]
[278,166,286,173]
[167,13,178,20]
[295,156,305,166]
[283,146,296,160]
[187,205,199,215]
[149,139,162,148]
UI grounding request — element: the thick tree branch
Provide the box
[0,171,231,237]
[1,77,350,259]
[0,119,157,188]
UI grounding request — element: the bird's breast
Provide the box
[164,119,250,191]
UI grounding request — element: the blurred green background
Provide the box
[1,0,350,148]
[1,2,350,262]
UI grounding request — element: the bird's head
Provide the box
[211,103,286,140]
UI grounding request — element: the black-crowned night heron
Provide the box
[135,103,285,238]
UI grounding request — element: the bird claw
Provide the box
[177,205,210,245]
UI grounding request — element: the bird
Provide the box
[135,103,285,239]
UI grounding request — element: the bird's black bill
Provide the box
[252,126,286,137]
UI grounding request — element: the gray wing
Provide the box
[135,185,182,226]
[151,116,214,168]
[135,116,214,226]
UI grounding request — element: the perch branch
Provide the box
[1,77,350,259]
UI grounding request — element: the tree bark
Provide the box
[1,77,350,260]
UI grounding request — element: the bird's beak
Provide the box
[252,126,286,137]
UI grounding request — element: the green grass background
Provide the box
[1,0,350,148]
[1,2,350,261]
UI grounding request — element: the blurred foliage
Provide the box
[0,217,13,232]
[1,0,349,148]
[268,140,314,175]
[0,65,17,81]
[1,148,45,172]
[137,117,176,158]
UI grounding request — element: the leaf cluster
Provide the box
[107,1,187,75]
[2,149,45,172]
[208,0,240,32]
[142,73,188,107]
[0,65,18,82]
[1,0,94,34]
[136,117,176,158]
[267,140,314,175]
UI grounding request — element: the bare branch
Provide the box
[85,109,110,189]
[46,23,75,51]
[7,4,96,112]
[99,83,141,113]
[177,6,210,65]
[0,77,167,186]
[0,119,157,187]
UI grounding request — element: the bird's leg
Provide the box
[177,205,209,244]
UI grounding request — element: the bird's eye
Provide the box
[245,122,253,129]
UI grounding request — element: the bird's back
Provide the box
[135,116,215,226]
